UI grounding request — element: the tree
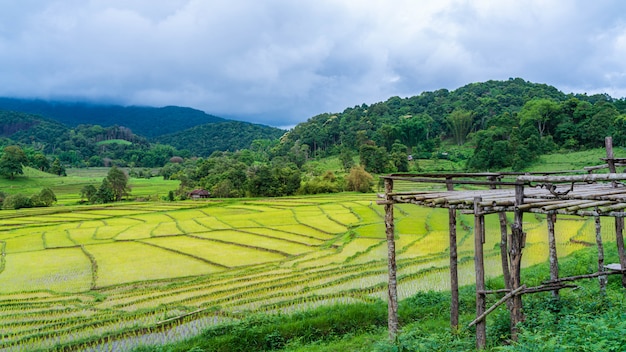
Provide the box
[446,109,473,145]
[0,145,28,180]
[31,153,50,171]
[346,165,374,193]
[2,193,31,209]
[49,158,66,176]
[519,99,561,138]
[36,187,57,206]
[80,185,98,203]
[106,166,130,201]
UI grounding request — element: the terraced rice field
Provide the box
[0,194,606,351]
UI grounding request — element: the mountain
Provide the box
[154,121,285,156]
[0,98,227,138]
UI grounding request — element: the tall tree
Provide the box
[0,145,28,180]
[446,109,473,145]
[106,166,130,201]
[519,99,561,138]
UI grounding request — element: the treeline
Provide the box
[0,109,284,168]
[275,78,626,171]
[162,150,374,199]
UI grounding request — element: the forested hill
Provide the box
[0,98,226,138]
[155,121,285,156]
[275,78,626,171]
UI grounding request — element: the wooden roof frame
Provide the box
[378,137,626,348]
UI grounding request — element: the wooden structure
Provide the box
[188,189,211,199]
[378,137,626,348]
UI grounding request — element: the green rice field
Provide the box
[0,190,611,351]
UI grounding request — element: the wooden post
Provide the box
[499,212,512,293]
[606,137,616,173]
[509,183,525,340]
[488,176,512,294]
[594,214,607,293]
[384,178,399,340]
[446,177,459,331]
[449,206,459,331]
[474,197,486,349]
[605,137,626,287]
[615,217,626,287]
[547,212,559,298]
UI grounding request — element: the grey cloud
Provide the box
[1,0,626,127]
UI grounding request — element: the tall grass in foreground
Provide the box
[129,246,626,352]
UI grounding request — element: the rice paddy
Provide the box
[0,193,608,351]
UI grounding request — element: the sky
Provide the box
[1,1,626,128]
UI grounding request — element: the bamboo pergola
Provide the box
[378,137,626,348]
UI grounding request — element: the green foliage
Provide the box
[2,193,31,209]
[106,166,130,201]
[0,145,28,179]
[346,165,374,193]
[155,121,285,157]
[446,109,473,145]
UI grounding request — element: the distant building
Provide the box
[188,189,210,199]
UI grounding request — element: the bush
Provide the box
[2,193,32,210]
[346,165,374,193]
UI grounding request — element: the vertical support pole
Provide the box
[449,206,459,331]
[446,177,459,331]
[474,197,486,349]
[547,212,559,298]
[606,136,616,173]
[605,137,626,287]
[595,214,606,293]
[384,178,399,340]
[615,217,626,287]
[509,183,525,340]
[499,212,512,292]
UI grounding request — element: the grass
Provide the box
[0,164,619,351]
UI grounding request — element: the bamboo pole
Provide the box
[384,178,399,340]
[509,184,525,341]
[447,178,459,332]
[517,173,626,183]
[615,217,626,288]
[468,285,526,328]
[547,213,559,298]
[595,214,607,293]
[474,196,486,349]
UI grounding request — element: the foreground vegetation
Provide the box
[0,178,616,351]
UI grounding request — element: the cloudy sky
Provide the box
[1,0,626,128]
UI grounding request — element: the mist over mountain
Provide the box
[0,98,230,138]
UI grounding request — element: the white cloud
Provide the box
[1,0,626,127]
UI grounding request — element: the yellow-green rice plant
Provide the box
[347,201,383,223]
[142,235,286,268]
[0,247,92,293]
[296,213,347,234]
[217,215,261,228]
[94,225,131,240]
[273,224,335,240]
[251,209,298,227]
[192,216,232,230]
[174,219,211,234]
[401,230,450,257]
[151,221,184,237]
[43,231,76,248]
[187,230,309,256]
[77,220,108,228]
[353,223,386,239]
[242,227,325,246]
[115,223,158,240]
[85,242,218,287]
[4,233,45,253]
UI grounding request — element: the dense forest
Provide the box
[0,99,227,137]
[3,78,626,198]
